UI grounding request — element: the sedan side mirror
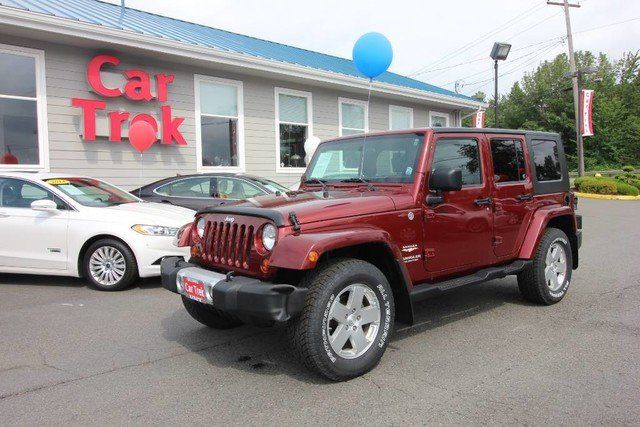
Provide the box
[31,199,58,212]
[430,168,463,192]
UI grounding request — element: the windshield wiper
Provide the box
[340,177,376,191]
[303,178,329,198]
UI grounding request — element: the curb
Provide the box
[574,192,640,201]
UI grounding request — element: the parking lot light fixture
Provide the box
[490,42,511,127]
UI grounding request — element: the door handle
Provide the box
[0,211,8,218]
[474,197,493,206]
[516,194,533,201]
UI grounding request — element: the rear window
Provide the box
[491,139,527,183]
[531,139,562,182]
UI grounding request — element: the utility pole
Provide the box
[548,0,584,176]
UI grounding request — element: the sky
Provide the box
[104,0,640,98]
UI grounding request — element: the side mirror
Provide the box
[429,168,463,192]
[31,199,58,212]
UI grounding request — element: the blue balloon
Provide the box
[352,32,393,79]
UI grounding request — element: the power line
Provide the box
[439,39,564,87]
[573,16,640,35]
[463,41,565,94]
[408,2,546,77]
[412,9,564,80]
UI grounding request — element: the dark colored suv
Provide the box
[160,128,582,381]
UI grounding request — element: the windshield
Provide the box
[306,133,424,183]
[44,177,139,207]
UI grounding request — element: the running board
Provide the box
[409,259,532,303]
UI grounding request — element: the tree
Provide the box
[482,50,640,170]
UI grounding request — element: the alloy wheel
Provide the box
[327,284,381,359]
[89,246,126,287]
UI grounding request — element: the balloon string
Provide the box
[359,78,373,178]
[139,152,143,200]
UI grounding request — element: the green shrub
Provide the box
[614,173,640,190]
[575,177,617,194]
[622,165,635,173]
[615,182,640,196]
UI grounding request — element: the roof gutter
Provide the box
[0,6,486,110]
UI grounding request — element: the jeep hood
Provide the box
[201,190,397,226]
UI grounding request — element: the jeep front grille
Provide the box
[201,220,255,269]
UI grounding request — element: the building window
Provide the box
[429,111,450,127]
[339,98,368,136]
[389,105,413,130]
[0,44,48,170]
[275,87,312,172]
[195,75,244,171]
[531,139,562,182]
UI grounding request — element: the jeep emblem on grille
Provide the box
[223,216,235,223]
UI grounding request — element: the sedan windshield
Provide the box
[305,133,424,183]
[253,177,289,193]
[45,177,139,207]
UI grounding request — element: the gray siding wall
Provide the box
[2,35,458,189]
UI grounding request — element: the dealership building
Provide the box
[0,0,484,188]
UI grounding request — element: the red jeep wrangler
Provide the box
[161,128,582,381]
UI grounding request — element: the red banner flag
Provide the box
[472,110,485,128]
[580,89,594,137]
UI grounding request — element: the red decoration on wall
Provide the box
[72,98,106,139]
[128,120,157,153]
[87,55,122,97]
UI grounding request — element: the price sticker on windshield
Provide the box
[46,179,70,185]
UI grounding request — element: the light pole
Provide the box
[564,65,598,176]
[490,42,511,128]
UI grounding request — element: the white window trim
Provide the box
[389,105,414,130]
[194,74,245,173]
[274,87,313,174]
[338,97,369,136]
[429,110,450,128]
[0,43,49,172]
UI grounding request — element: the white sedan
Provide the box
[0,172,194,291]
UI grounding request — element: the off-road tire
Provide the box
[181,296,243,329]
[286,258,395,381]
[518,227,573,304]
[83,238,138,291]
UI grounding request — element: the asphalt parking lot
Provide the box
[1,198,639,425]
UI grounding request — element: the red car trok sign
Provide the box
[71,55,187,147]
[580,89,595,137]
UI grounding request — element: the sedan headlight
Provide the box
[196,217,206,238]
[132,224,180,236]
[261,224,277,251]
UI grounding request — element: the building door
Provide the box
[489,136,535,258]
[422,134,494,275]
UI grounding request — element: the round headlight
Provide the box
[196,218,206,238]
[261,224,277,251]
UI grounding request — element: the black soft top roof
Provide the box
[431,127,560,138]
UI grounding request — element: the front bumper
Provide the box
[160,257,307,322]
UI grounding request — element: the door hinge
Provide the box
[492,236,503,246]
[424,248,436,258]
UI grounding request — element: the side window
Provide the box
[157,177,210,198]
[531,139,562,181]
[490,139,527,183]
[432,138,482,186]
[216,178,263,200]
[0,178,64,208]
